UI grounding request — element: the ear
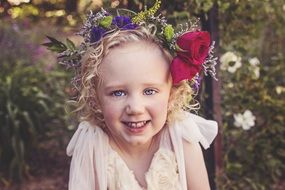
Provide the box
[167,86,177,111]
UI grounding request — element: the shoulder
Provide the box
[67,121,108,189]
[172,111,218,149]
[182,140,211,190]
[168,111,217,189]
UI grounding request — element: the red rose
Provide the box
[170,31,211,84]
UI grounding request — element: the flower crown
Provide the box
[44,0,217,90]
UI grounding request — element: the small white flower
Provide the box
[248,57,260,66]
[220,51,242,73]
[275,86,285,94]
[252,66,260,79]
[227,61,242,73]
[7,0,30,6]
[234,110,256,130]
[220,52,237,65]
[227,82,234,88]
[248,57,260,79]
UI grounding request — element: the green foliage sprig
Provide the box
[132,0,161,23]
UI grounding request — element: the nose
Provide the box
[125,95,145,115]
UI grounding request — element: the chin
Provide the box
[125,136,153,146]
[129,138,150,146]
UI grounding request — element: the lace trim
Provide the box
[107,148,181,190]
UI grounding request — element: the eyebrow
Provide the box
[142,83,165,87]
[103,85,125,91]
[103,83,165,91]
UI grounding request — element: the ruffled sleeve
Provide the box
[179,112,218,149]
[168,111,218,190]
[66,121,109,190]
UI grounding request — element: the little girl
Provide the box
[46,1,218,189]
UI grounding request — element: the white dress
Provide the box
[66,112,218,190]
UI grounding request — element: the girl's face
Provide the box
[97,42,172,147]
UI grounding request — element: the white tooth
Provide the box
[137,122,143,128]
[125,121,149,128]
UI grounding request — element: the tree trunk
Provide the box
[201,2,223,190]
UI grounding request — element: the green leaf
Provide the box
[99,16,113,28]
[22,111,35,132]
[43,36,67,53]
[66,38,76,51]
[46,45,67,53]
[41,42,54,47]
[46,35,63,44]
[58,53,80,62]
[37,100,49,112]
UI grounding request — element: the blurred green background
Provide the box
[0,0,284,189]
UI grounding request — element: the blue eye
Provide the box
[111,90,126,97]
[144,89,157,95]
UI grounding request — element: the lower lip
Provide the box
[124,121,150,134]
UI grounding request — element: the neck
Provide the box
[108,132,161,159]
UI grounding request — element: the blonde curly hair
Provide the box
[69,26,199,127]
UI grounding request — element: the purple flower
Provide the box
[90,26,106,43]
[192,75,202,92]
[112,16,138,30]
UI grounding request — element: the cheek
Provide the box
[100,99,122,122]
[150,95,170,118]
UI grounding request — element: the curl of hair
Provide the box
[167,80,200,124]
[68,26,198,127]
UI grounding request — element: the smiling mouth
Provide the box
[122,120,151,129]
